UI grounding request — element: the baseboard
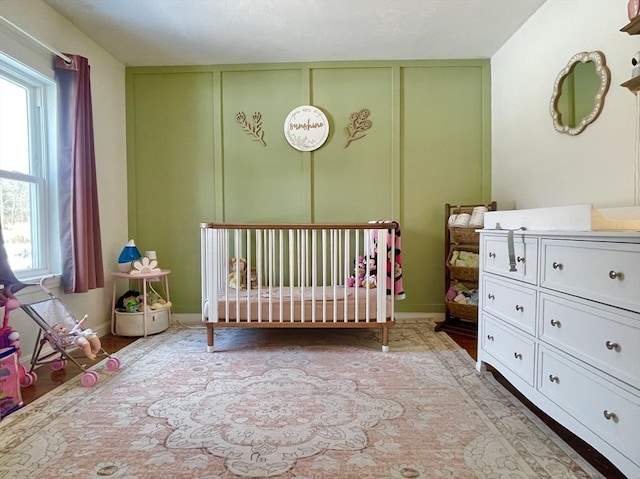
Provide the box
[395,312,444,321]
[171,313,203,327]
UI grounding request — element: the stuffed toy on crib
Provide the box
[347,255,377,288]
[51,318,101,360]
[227,258,258,289]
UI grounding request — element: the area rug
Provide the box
[0,318,604,479]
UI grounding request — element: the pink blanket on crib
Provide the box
[369,220,405,300]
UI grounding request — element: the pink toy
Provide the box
[0,291,32,387]
[0,294,20,350]
[347,255,378,288]
[347,256,366,287]
[0,346,23,420]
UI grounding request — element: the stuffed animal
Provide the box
[347,255,367,287]
[346,255,378,288]
[248,267,258,289]
[52,318,101,360]
[362,274,377,288]
[116,290,141,312]
[228,257,247,289]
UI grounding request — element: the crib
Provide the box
[201,222,402,352]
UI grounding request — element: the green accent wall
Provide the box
[125,60,491,313]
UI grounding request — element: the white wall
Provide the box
[492,0,639,210]
[0,0,127,360]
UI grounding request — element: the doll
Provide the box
[52,316,101,360]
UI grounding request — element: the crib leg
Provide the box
[381,326,389,353]
[207,324,215,353]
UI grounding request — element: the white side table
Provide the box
[111,270,171,337]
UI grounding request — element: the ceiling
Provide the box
[43,0,546,67]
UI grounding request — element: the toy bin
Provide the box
[114,306,169,337]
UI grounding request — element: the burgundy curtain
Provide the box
[55,54,104,293]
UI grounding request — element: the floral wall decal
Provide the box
[235,111,266,146]
[344,108,372,148]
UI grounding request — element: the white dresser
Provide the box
[477,230,640,479]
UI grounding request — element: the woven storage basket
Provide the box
[447,205,486,244]
[445,281,478,321]
[445,300,478,321]
[446,245,480,282]
[449,226,480,245]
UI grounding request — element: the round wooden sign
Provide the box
[283,105,329,151]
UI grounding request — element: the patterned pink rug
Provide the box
[0,319,603,478]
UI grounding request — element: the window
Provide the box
[0,54,59,280]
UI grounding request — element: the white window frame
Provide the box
[0,53,60,281]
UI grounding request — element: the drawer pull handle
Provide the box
[514,352,522,359]
[487,334,494,341]
[489,252,496,258]
[603,410,618,421]
[488,294,495,300]
[552,262,563,270]
[550,319,561,327]
[549,374,559,383]
[515,305,524,312]
[605,340,620,351]
[608,270,623,280]
[517,256,525,263]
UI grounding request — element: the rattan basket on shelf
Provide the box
[446,245,479,282]
[447,205,483,244]
[445,280,478,321]
[449,226,480,245]
[447,204,494,244]
[445,300,478,321]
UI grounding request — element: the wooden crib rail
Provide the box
[200,222,398,231]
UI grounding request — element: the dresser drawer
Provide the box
[538,346,640,465]
[539,293,640,389]
[541,239,640,313]
[482,314,535,386]
[482,234,538,284]
[482,275,536,335]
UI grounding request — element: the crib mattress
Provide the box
[203,286,391,323]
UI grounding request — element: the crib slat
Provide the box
[322,229,327,323]
[311,229,317,323]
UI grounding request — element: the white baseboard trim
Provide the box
[395,312,444,321]
[171,313,204,327]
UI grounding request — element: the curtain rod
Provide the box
[0,15,72,64]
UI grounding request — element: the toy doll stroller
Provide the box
[22,278,122,387]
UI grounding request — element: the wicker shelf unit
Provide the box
[435,202,496,337]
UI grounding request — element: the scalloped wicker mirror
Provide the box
[549,51,610,136]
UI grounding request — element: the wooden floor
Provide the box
[18,327,625,479]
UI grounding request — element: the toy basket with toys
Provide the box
[20,278,122,387]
